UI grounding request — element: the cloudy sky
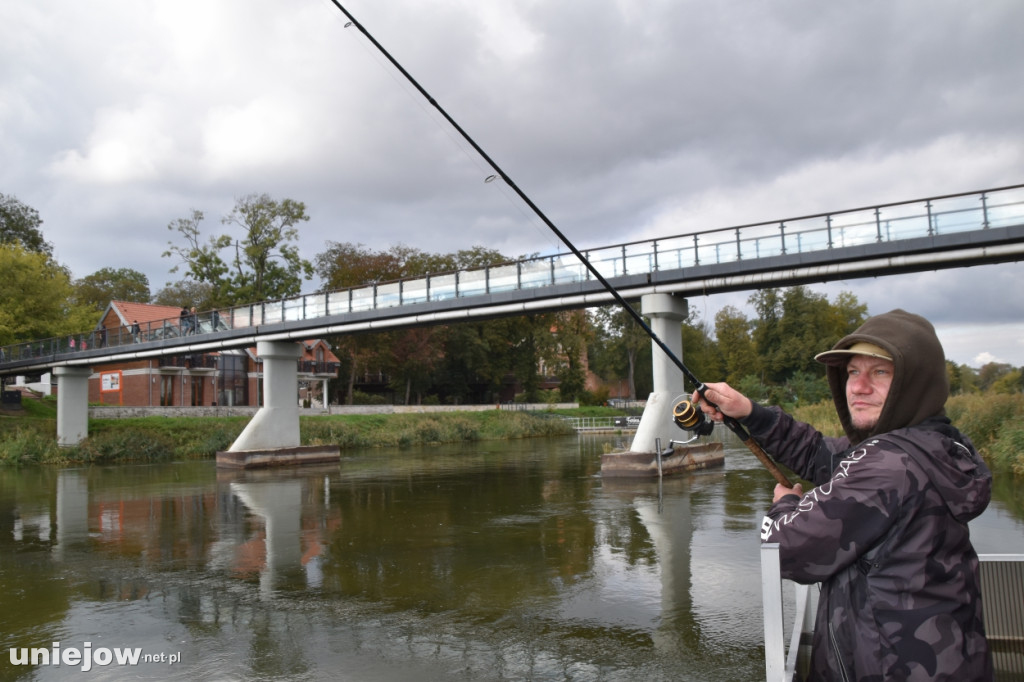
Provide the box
[3,0,1023,367]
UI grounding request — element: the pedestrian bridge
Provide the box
[2,184,1023,449]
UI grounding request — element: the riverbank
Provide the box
[0,401,580,465]
[3,394,1023,472]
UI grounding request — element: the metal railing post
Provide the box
[761,543,786,682]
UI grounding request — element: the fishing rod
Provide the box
[329,1,792,488]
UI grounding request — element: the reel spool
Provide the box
[672,399,714,437]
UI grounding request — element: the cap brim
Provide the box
[814,347,893,366]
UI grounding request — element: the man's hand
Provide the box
[773,483,803,503]
[692,381,754,421]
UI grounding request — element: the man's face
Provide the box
[845,354,894,431]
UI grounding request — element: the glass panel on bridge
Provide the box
[552,257,585,284]
[586,246,625,278]
[402,278,428,305]
[327,291,350,316]
[376,282,401,308]
[350,286,375,312]
[519,259,552,289]
[489,264,519,293]
[264,301,283,323]
[302,295,327,319]
[781,215,831,253]
[877,201,933,241]
[739,223,785,260]
[696,232,739,265]
[655,235,698,270]
[829,209,881,248]
[430,272,459,300]
[282,298,303,321]
[986,187,1024,229]
[930,194,985,235]
[623,243,655,275]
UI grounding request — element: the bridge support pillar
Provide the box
[229,341,303,452]
[54,366,92,447]
[630,293,688,455]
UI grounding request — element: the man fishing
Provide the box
[695,309,992,681]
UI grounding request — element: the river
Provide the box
[2,434,1022,681]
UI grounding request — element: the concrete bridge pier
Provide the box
[630,293,689,455]
[229,341,303,452]
[54,366,91,446]
[219,341,340,468]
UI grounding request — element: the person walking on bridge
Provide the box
[695,309,992,681]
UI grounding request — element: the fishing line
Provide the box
[325,0,793,487]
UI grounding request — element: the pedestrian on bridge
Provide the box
[695,309,992,681]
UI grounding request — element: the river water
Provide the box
[2,434,1023,682]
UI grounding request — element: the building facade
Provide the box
[86,301,340,407]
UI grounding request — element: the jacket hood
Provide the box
[820,309,949,443]
[886,420,992,523]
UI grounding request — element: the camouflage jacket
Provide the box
[749,405,993,681]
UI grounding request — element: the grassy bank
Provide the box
[0,400,575,466]
[3,395,1023,473]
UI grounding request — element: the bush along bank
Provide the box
[0,409,576,466]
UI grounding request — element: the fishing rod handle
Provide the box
[720,417,794,488]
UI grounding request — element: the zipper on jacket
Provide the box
[828,621,852,682]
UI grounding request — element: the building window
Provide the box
[160,376,175,406]
[190,376,204,406]
[218,355,249,406]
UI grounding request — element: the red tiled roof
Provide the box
[107,301,185,328]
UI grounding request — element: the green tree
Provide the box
[680,310,721,391]
[152,279,220,311]
[163,195,313,307]
[552,310,591,401]
[74,267,151,311]
[0,244,93,345]
[750,286,866,385]
[714,305,758,384]
[0,193,52,256]
[221,193,312,302]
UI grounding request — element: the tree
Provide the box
[162,195,313,307]
[152,279,220,311]
[221,193,312,302]
[74,267,151,311]
[552,310,592,401]
[162,210,230,297]
[0,193,52,256]
[0,244,93,345]
[714,305,758,384]
[750,286,866,384]
[679,310,722,389]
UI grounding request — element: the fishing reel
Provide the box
[672,398,715,437]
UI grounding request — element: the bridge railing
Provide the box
[2,184,1023,368]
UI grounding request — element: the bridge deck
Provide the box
[3,184,1024,376]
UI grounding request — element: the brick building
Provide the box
[87,301,340,407]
